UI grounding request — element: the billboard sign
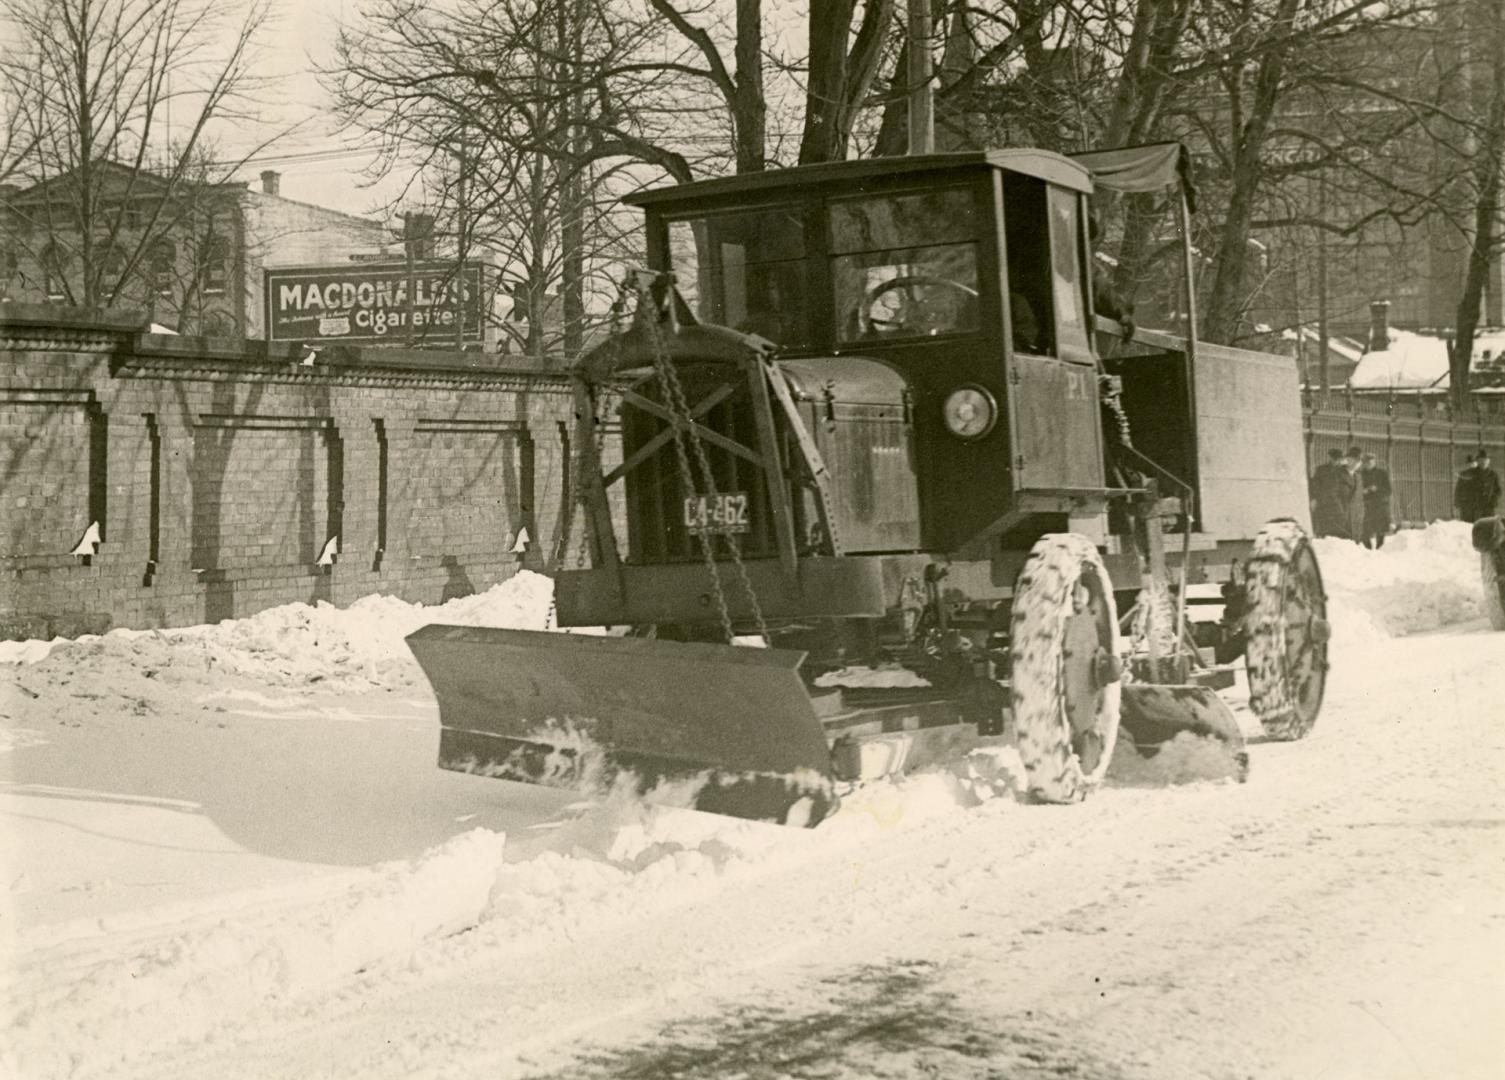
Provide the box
[264,261,485,345]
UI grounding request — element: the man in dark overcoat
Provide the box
[1359,451,1392,549]
[1311,448,1356,538]
[1457,450,1501,522]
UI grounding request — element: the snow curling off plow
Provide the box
[408,144,1331,826]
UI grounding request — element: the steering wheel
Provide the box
[861,274,979,334]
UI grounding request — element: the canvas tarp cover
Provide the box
[1071,142,1196,212]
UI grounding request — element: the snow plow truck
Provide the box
[407,143,1331,827]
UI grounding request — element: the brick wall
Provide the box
[0,304,586,641]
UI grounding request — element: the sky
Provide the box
[222,0,413,217]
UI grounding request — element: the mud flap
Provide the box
[1118,682,1249,778]
[406,626,840,826]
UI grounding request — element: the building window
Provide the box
[201,236,229,295]
[1,249,17,301]
[42,243,67,301]
[100,245,127,298]
[148,239,175,297]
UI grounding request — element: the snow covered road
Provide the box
[3,525,1504,1079]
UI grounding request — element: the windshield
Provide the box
[831,189,980,343]
[667,207,807,345]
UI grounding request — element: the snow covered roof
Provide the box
[1349,327,1505,390]
[1348,329,1448,390]
[1279,326,1366,364]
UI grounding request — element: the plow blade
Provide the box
[1119,682,1249,776]
[406,626,840,826]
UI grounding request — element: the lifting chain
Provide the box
[638,275,770,645]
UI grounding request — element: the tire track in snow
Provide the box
[106,629,1505,1080]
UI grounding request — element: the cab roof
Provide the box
[622,148,1094,210]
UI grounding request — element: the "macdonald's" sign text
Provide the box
[264,261,484,345]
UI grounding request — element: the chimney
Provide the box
[260,170,280,196]
[1368,300,1391,352]
[403,212,436,261]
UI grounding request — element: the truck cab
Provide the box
[626,150,1108,559]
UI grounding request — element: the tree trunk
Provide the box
[800,0,857,164]
[525,150,550,360]
[1451,5,1505,410]
[799,0,889,164]
[733,0,765,172]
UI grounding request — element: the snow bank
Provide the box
[0,570,557,691]
[4,830,508,1080]
[1315,521,1483,643]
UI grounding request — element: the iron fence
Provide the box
[1303,391,1505,523]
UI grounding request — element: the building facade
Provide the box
[1,166,389,338]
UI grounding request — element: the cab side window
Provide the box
[1003,175,1052,356]
[1047,186,1091,361]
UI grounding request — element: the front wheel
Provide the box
[1244,519,1330,740]
[1010,534,1123,802]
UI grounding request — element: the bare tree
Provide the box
[330,0,682,360]
[0,0,281,318]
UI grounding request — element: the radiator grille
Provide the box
[622,368,778,563]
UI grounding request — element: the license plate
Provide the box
[683,492,750,534]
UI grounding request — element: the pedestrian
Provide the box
[1343,447,1364,537]
[1310,448,1355,538]
[1359,451,1392,549]
[1456,450,1501,523]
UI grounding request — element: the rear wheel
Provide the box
[1244,520,1330,740]
[1010,534,1123,802]
[1483,550,1505,631]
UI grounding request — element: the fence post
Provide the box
[1419,408,1430,521]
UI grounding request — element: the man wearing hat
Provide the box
[1310,447,1355,538]
[1359,451,1392,548]
[1456,450,1501,523]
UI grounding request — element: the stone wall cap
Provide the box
[0,301,149,333]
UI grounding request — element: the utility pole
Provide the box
[1317,175,1330,395]
[559,0,587,362]
[456,135,468,350]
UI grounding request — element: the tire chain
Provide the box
[1009,533,1122,803]
[1244,519,1325,739]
